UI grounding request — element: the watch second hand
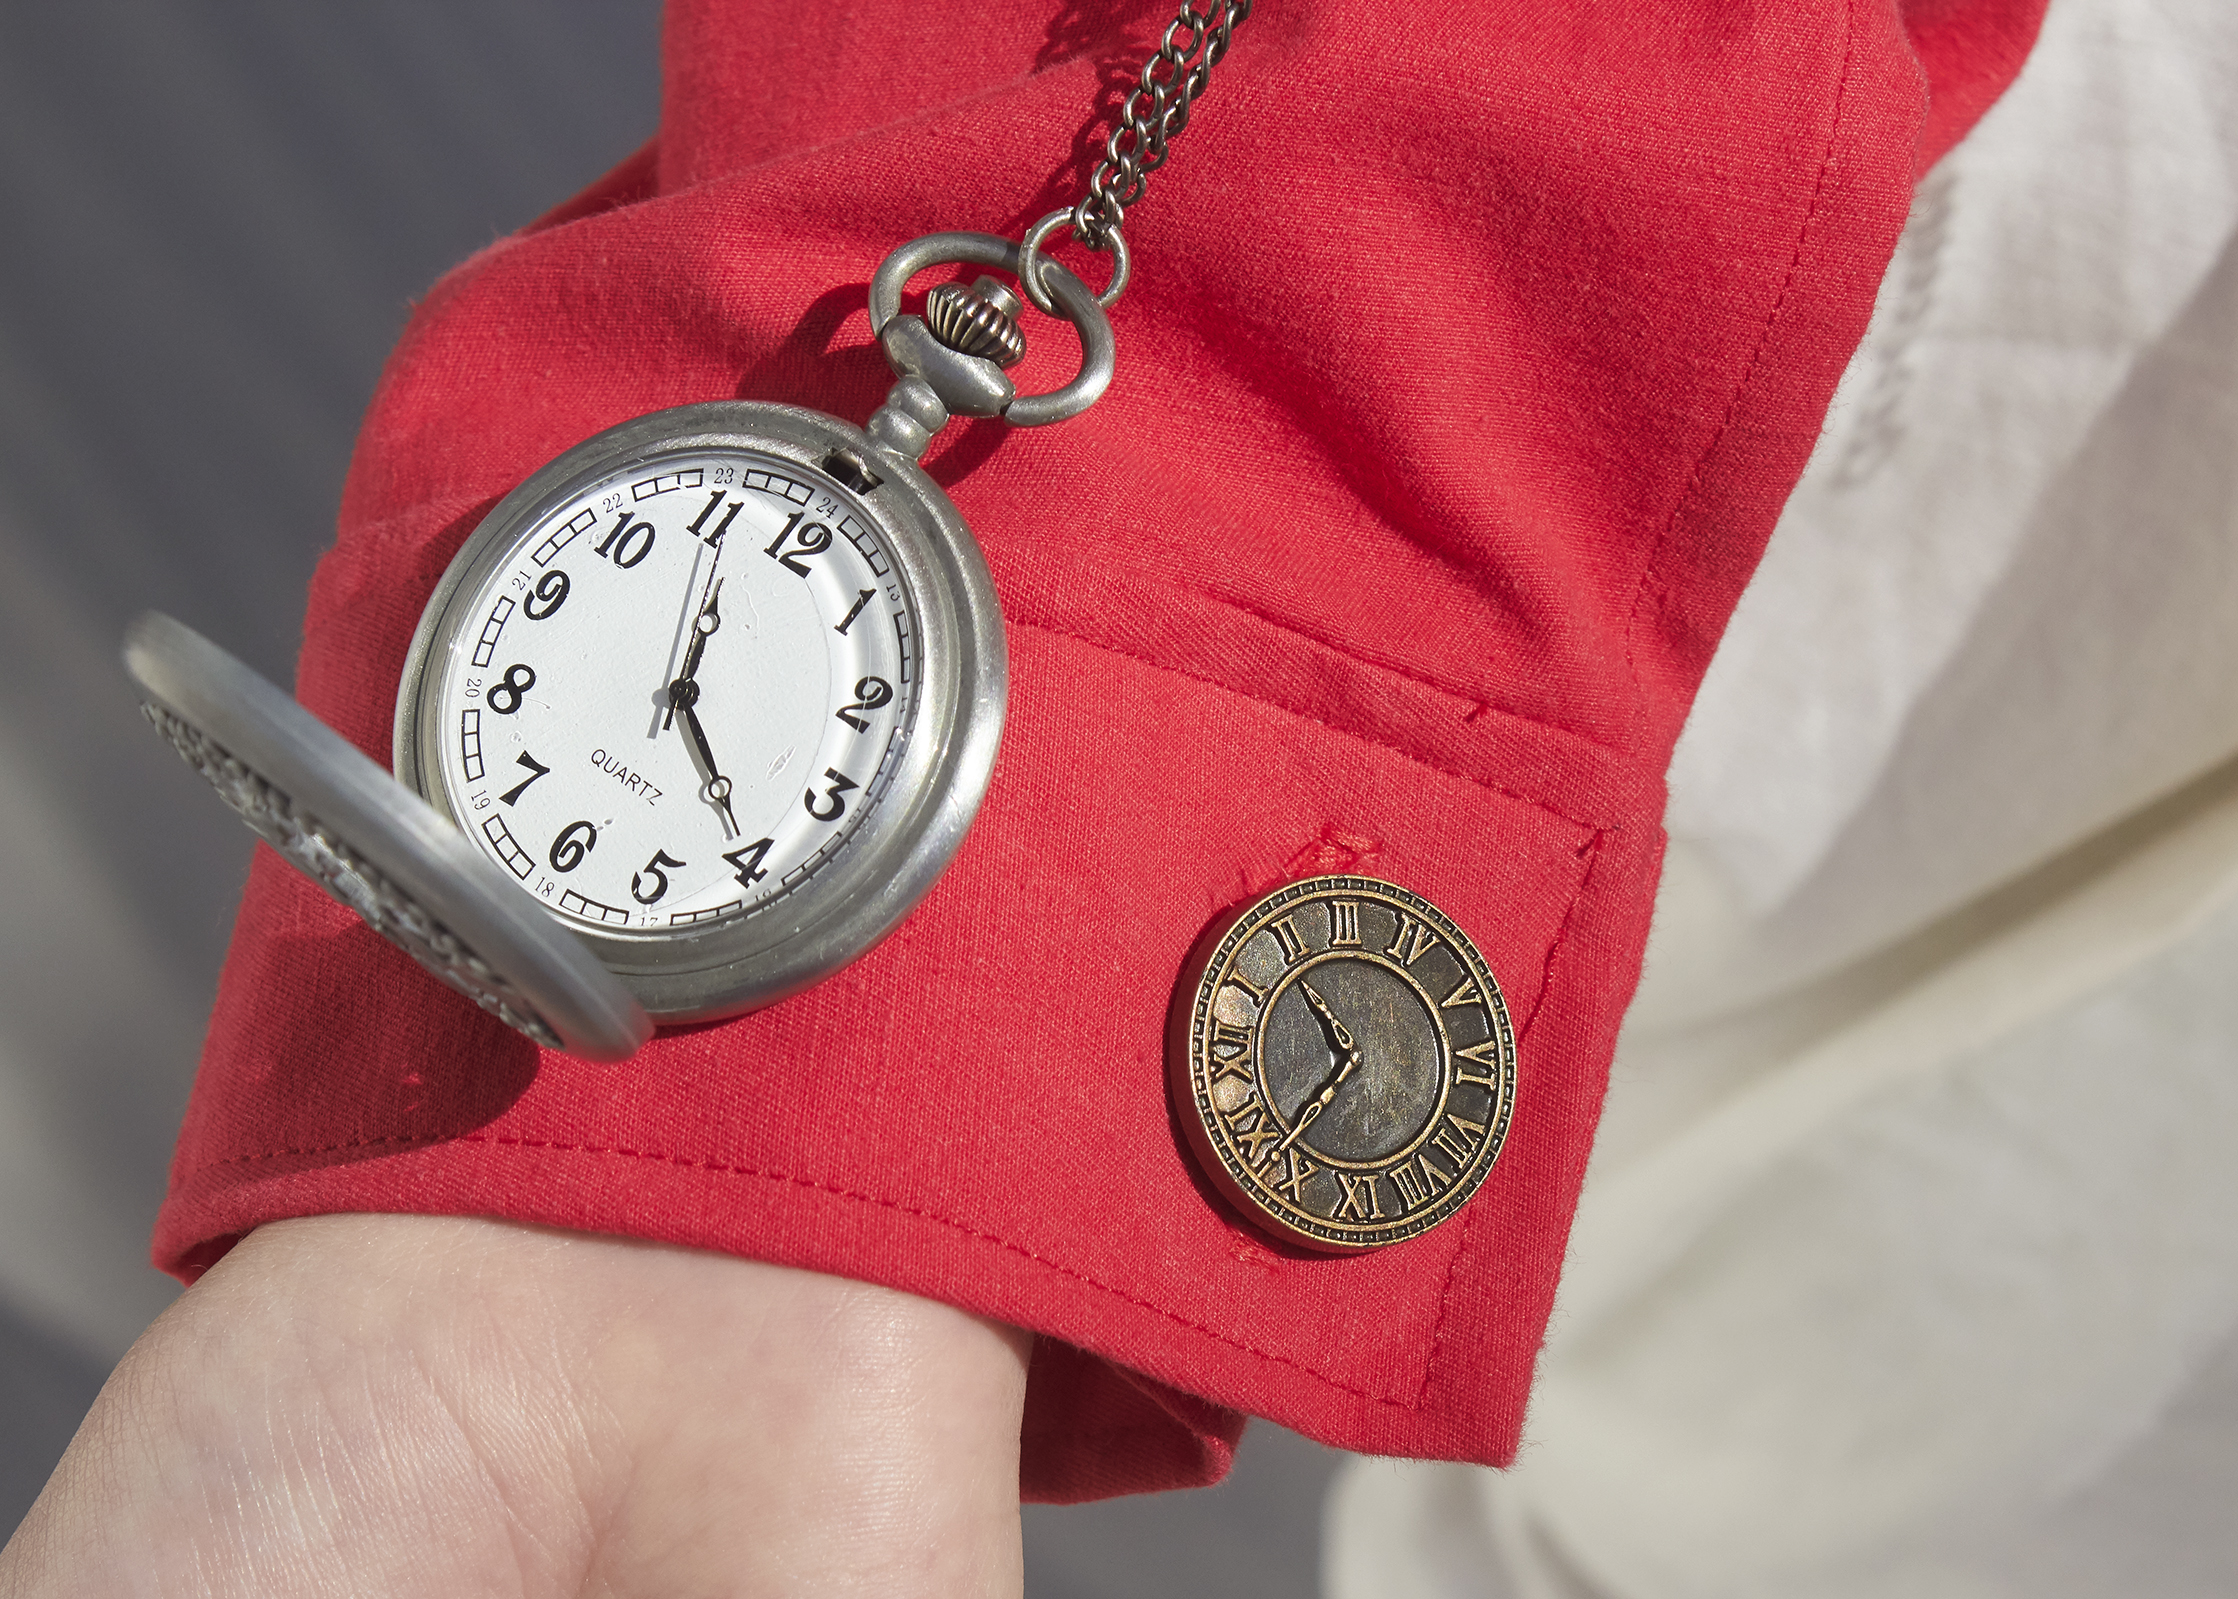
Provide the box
[652,543,709,735]
[1279,981,1361,1153]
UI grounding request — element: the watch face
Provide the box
[429,447,911,933]
[396,403,1005,1021]
[1170,876,1516,1251]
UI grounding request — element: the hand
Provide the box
[1280,979,1362,1152]
[659,494,728,729]
[0,1215,1033,1598]
[669,680,739,838]
[1298,978,1358,1057]
[664,576,724,729]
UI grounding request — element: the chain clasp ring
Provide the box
[1017,209,1131,316]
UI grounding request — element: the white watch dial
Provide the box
[431,448,914,935]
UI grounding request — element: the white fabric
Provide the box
[1327,0,2238,1593]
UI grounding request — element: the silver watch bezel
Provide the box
[394,400,1007,1023]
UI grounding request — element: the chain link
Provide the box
[1072,0,1253,250]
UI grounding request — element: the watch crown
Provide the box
[925,277,1027,369]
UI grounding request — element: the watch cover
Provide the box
[124,611,650,1062]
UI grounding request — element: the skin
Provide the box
[0,1214,1032,1598]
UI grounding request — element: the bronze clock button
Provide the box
[1169,876,1516,1251]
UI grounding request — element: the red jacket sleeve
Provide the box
[153,0,2044,1501]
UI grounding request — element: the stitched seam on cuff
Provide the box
[1190,589,1620,765]
[1418,827,1609,1405]
[182,1130,1430,1413]
[1516,829,1609,1047]
[1418,1189,1479,1409]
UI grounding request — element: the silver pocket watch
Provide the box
[389,396,1008,1027]
[130,234,1113,1057]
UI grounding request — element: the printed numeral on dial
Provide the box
[805,769,858,822]
[631,849,686,905]
[835,676,892,731]
[766,512,832,576]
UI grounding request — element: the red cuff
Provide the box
[154,0,2044,1500]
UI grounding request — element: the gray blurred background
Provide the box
[0,5,1338,1588]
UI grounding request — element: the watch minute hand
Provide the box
[1299,979,1358,1055]
[663,580,724,729]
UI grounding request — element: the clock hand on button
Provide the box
[1299,978,1358,1057]
[1279,979,1362,1153]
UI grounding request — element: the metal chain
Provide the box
[983,0,1255,320]
[1073,0,1253,250]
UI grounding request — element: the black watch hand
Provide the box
[669,684,738,838]
[663,579,724,730]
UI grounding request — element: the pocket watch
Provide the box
[129,231,1115,1049]
[391,399,1000,1023]
[388,227,1127,1024]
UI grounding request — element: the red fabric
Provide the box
[155,0,2045,1501]
[1904,0,2050,173]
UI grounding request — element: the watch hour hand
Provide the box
[669,684,738,838]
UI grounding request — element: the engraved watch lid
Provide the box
[123,611,652,1062]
